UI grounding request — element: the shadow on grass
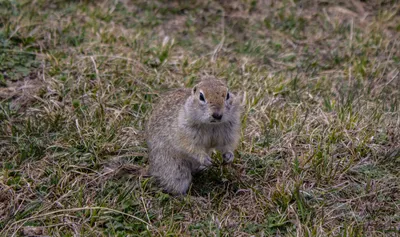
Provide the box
[190,165,241,197]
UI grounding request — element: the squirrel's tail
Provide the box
[117,164,151,178]
[103,158,151,179]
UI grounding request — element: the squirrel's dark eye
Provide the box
[226,92,230,100]
[199,92,205,102]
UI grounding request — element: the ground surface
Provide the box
[1,0,400,236]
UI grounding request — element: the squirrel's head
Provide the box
[187,77,241,124]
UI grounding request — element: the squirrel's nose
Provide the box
[212,112,223,120]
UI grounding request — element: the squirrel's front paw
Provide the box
[222,151,234,163]
[202,155,213,167]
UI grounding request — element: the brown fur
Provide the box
[145,76,243,195]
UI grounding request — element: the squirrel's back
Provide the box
[145,88,190,149]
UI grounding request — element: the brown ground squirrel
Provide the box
[145,76,243,195]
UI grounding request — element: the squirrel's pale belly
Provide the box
[185,123,235,151]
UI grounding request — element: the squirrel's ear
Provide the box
[192,86,197,94]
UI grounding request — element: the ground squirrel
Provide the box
[145,76,243,195]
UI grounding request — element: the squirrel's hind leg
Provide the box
[150,157,192,195]
[161,166,192,195]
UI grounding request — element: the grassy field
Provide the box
[1,0,399,236]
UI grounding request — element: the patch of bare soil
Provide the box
[0,73,43,110]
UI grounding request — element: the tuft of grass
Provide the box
[1,0,399,236]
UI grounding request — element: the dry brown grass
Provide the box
[0,0,399,236]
